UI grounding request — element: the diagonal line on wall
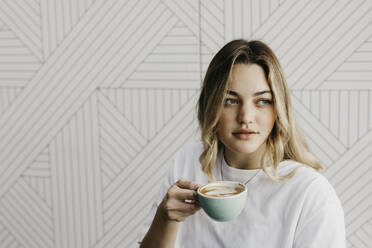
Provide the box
[0,0,174,198]
[324,130,372,185]
[323,132,372,235]
[104,3,177,87]
[0,29,41,87]
[97,90,148,186]
[320,33,372,90]
[253,0,299,40]
[0,178,53,248]
[277,0,352,70]
[0,221,22,247]
[93,93,199,248]
[49,91,104,248]
[125,19,201,89]
[348,222,372,247]
[309,20,372,90]
[0,87,24,114]
[23,176,52,208]
[116,130,199,247]
[101,93,198,226]
[292,95,345,164]
[346,195,372,235]
[0,0,42,61]
[199,1,223,48]
[287,1,372,89]
[98,90,147,152]
[272,0,337,58]
[41,0,99,60]
[266,0,314,46]
[342,166,372,221]
[162,0,198,37]
[102,91,198,202]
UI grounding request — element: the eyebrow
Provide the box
[226,90,272,97]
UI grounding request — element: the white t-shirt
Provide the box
[138,142,345,247]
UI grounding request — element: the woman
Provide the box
[139,39,345,247]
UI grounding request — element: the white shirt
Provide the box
[138,142,346,247]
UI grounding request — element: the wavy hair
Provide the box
[197,39,321,182]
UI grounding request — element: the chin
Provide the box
[226,142,261,155]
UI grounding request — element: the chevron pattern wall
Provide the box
[0,0,371,247]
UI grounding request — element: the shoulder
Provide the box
[282,162,346,244]
[278,160,342,207]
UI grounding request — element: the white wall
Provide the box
[0,0,371,247]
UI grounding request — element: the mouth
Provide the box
[232,133,257,139]
[232,129,258,140]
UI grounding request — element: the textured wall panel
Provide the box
[0,1,370,248]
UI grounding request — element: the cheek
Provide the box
[260,109,276,130]
[217,112,234,128]
[216,113,233,135]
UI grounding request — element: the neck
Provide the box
[223,145,265,170]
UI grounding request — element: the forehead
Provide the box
[228,63,270,93]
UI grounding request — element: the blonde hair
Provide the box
[197,39,321,182]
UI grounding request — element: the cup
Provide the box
[197,181,247,222]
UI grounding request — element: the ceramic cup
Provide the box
[197,181,247,222]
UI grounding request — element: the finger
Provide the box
[167,186,198,201]
[176,179,202,191]
[165,198,201,214]
[175,189,198,201]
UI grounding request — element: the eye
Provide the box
[225,98,239,105]
[257,99,272,105]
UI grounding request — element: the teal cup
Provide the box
[197,181,247,222]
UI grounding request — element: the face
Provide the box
[217,63,276,160]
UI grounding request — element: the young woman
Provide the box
[139,39,345,247]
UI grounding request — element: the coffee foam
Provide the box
[200,185,243,197]
[204,187,237,196]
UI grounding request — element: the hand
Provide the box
[159,179,202,222]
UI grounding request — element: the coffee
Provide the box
[200,184,244,197]
[197,181,247,221]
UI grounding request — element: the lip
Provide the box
[232,129,258,140]
[233,133,257,140]
[233,129,258,134]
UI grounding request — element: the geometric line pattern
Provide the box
[100,0,178,87]
[96,92,200,248]
[292,95,345,167]
[126,20,201,88]
[97,90,147,188]
[0,0,43,61]
[49,92,103,248]
[0,28,41,87]
[22,145,52,208]
[100,87,199,139]
[348,221,372,248]
[321,34,372,90]
[0,87,23,115]
[0,221,22,248]
[292,90,372,148]
[0,0,371,247]
[0,0,174,198]
[0,178,53,248]
[283,0,372,89]
[40,0,97,60]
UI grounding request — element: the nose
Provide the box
[238,102,255,125]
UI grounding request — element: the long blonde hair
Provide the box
[197,39,321,182]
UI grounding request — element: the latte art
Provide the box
[197,181,247,221]
[200,185,244,197]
